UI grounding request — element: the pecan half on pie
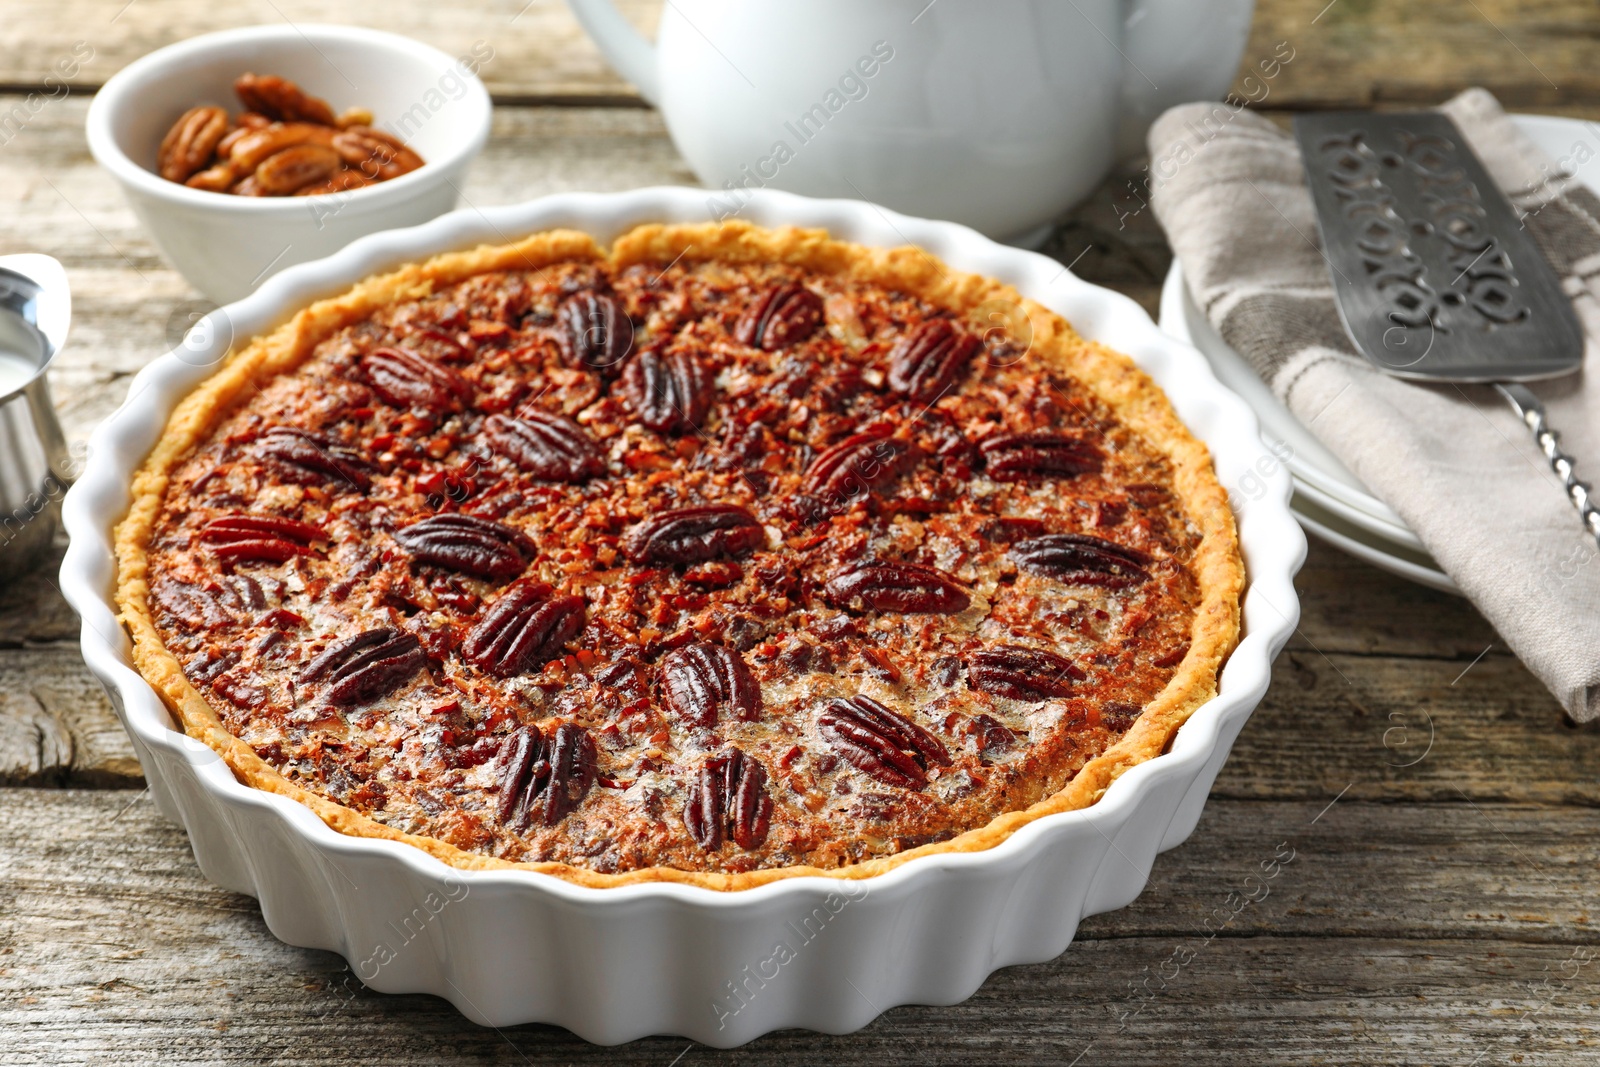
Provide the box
[116,222,1242,889]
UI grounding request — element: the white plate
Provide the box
[1159,262,1427,548]
[1159,264,1460,593]
[1291,496,1461,596]
[59,187,1304,1045]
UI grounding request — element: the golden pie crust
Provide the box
[115,221,1243,890]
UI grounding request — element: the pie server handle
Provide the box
[1497,382,1600,547]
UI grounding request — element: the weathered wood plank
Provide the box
[0,0,661,102]
[6,791,1595,947]
[0,537,78,647]
[1241,0,1600,111]
[13,936,1595,1066]
[1287,540,1500,660]
[0,645,137,784]
[0,535,141,785]
[3,789,1597,1064]
[1218,645,1600,805]
[7,0,1600,116]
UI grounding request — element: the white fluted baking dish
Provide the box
[59,187,1303,1046]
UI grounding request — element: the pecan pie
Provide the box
[115,222,1242,889]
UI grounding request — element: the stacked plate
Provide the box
[1157,263,1457,593]
[1157,113,1600,596]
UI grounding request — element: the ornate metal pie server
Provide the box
[1294,111,1598,546]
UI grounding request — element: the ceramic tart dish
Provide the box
[61,188,1303,1045]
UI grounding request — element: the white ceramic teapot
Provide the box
[568,0,1255,243]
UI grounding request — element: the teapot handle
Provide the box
[1117,0,1256,156]
[566,0,661,106]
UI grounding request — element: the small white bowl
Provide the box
[86,25,491,304]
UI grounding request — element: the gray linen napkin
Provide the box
[1148,88,1600,721]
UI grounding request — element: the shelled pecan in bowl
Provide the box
[153,73,424,197]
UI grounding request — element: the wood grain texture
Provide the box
[0,644,138,785]
[1239,0,1600,110]
[3,789,1597,1065]
[6,0,1600,115]
[0,533,137,783]
[0,0,661,102]
[0,538,78,646]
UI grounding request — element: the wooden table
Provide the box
[4,2,1599,1063]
